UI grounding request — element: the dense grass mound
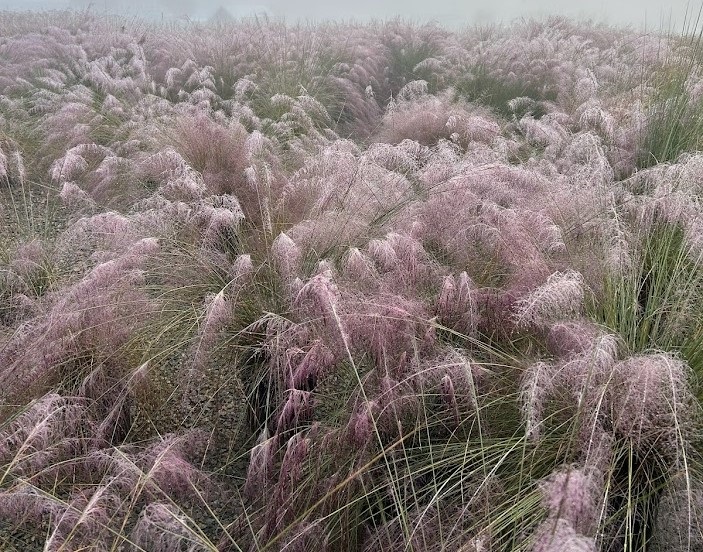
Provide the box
[2,9,703,551]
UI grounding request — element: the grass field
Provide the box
[2,8,703,551]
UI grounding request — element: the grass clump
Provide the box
[637,15,703,168]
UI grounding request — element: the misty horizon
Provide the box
[0,0,700,30]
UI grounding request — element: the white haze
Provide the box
[0,0,700,30]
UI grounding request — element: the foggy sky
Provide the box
[0,0,699,30]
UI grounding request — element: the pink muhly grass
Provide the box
[374,374,420,440]
[457,166,549,214]
[138,148,192,180]
[101,93,125,117]
[278,431,311,493]
[432,348,484,422]
[579,428,615,481]
[650,475,703,551]
[139,148,206,201]
[161,168,207,202]
[266,432,312,538]
[345,293,432,370]
[190,289,231,373]
[131,432,213,502]
[0,483,65,534]
[7,293,39,320]
[560,335,620,453]
[59,181,97,212]
[521,333,619,442]
[465,207,557,294]
[294,269,340,324]
[518,115,568,159]
[192,194,244,243]
[244,429,279,500]
[9,239,45,281]
[360,501,473,552]
[203,289,232,330]
[529,518,596,552]
[169,115,250,197]
[0,237,158,400]
[0,147,7,182]
[7,149,25,185]
[365,140,429,173]
[446,113,501,146]
[130,502,208,552]
[199,204,242,249]
[85,155,133,203]
[50,143,112,184]
[558,133,614,188]
[228,253,254,285]
[285,215,368,264]
[557,333,620,392]
[539,467,601,535]
[436,271,477,337]
[342,247,378,286]
[368,238,399,272]
[609,352,692,456]
[281,142,413,224]
[520,361,553,441]
[473,288,520,340]
[440,374,461,428]
[382,232,435,289]
[78,366,132,445]
[376,89,456,147]
[276,389,314,434]
[44,485,124,552]
[263,315,307,382]
[577,103,615,141]
[41,100,94,151]
[272,232,302,284]
[406,181,479,254]
[50,149,89,183]
[243,163,275,234]
[508,96,537,115]
[0,393,93,479]
[545,320,602,359]
[283,521,326,552]
[56,211,140,255]
[287,339,335,391]
[234,78,258,101]
[347,400,377,449]
[516,210,566,256]
[513,270,586,328]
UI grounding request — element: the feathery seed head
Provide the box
[540,467,601,535]
[514,270,585,328]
